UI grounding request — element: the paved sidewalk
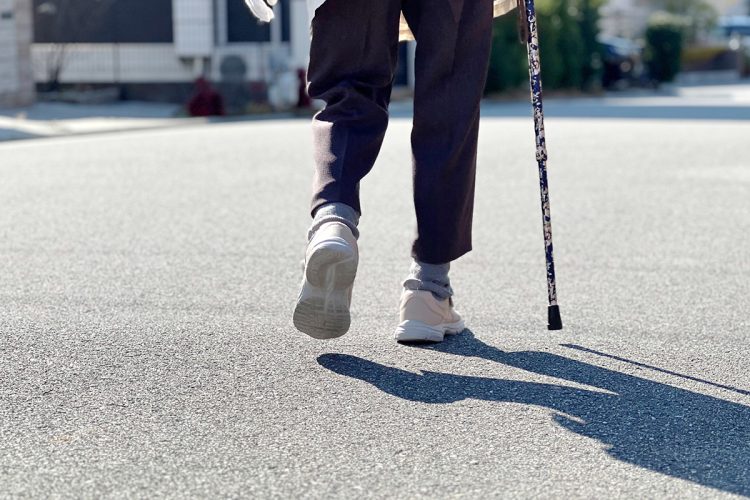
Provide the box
[0,101,197,141]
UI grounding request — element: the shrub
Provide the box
[486,13,527,93]
[644,12,688,83]
[578,0,604,90]
[535,0,566,89]
[485,0,603,94]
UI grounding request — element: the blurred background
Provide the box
[1,0,749,116]
[487,0,750,95]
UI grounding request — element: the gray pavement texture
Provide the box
[0,102,191,142]
[1,89,750,499]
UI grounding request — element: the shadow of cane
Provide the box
[318,330,750,496]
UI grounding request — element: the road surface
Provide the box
[1,90,749,498]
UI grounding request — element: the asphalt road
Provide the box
[1,92,749,498]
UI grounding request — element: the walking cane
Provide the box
[517,0,563,330]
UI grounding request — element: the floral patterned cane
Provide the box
[520,0,563,330]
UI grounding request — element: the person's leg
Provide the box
[306,0,403,219]
[395,0,494,342]
[401,0,494,265]
[295,0,402,339]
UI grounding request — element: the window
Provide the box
[34,0,173,43]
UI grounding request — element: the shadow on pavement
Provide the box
[0,102,181,121]
[318,331,750,496]
[479,102,750,121]
[386,101,750,121]
[0,128,43,141]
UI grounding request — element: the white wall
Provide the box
[0,0,21,94]
[289,0,310,69]
[32,44,197,83]
[0,0,34,106]
[211,43,290,82]
[32,42,293,84]
[173,0,214,57]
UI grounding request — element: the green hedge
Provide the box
[644,12,687,83]
[485,0,603,94]
[485,14,527,92]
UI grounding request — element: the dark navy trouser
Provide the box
[306,0,494,264]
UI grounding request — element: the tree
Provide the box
[485,0,604,94]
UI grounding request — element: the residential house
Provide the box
[31,0,413,103]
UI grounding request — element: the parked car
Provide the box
[598,36,647,90]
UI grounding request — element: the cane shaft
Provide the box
[523,0,559,309]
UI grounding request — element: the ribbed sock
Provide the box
[402,259,453,300]
[308,202,360,241]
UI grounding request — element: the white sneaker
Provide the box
[394,289,465,343]
[293,222,358,339]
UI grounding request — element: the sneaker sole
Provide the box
[394,319,465,343]
[293,239,357,339]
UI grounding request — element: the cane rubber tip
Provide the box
[547,305,563,330]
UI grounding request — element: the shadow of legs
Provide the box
[318,333,750,496]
